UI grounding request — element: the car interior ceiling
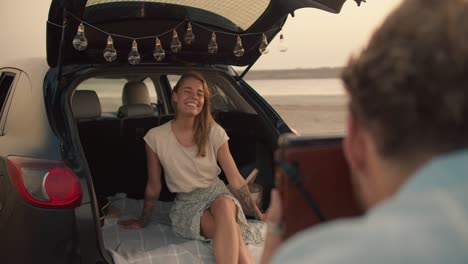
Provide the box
[71,72,276,211]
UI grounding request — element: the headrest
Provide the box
[118,104,154,118]
[122,81,151,105]
[72,90,101,120]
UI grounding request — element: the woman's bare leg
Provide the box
[237,225,254,264]
[200,197,254,264]
[200,209,215,239]
[205,196,239,264]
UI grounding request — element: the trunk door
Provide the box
[47,0,356,67]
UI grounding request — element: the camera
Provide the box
[274,134,364,240]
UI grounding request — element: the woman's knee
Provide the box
[211,196,237,218]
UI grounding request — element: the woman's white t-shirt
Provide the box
[143,121,229,193]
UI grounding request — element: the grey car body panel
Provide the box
[0,60,80,264]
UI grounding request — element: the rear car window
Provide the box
[76,77,158,113]
[0,73,15,119]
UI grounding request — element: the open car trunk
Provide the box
[70,66,279,263]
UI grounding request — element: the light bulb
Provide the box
[208,32,218,54]
[103,35,117,62]
[72,22,88,51]
[184,22,195,45]
[233,35,244,57]
[170,30,182,53]
[128,40,141,65]
[153,37,165,61]
[259,33,269,54]
[279,33,288,53]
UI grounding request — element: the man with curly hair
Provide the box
[262,0,468,263]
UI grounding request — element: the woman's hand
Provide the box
[118,218,146,229]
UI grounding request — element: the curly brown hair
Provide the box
[172,71,215,157]
[342,0,468,161]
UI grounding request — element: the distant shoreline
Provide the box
[243,67,343,80]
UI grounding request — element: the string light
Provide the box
[72,22,88,51]
[279,33,288,53]
[208,32,218,54]
[60,12,281,65]
[103,35,117,62]
[170,30,182,53]
[128,40,141,65]
[233,35,245,57]
[184,22,195,45]
[153,37,165,61]
[259,33,269,54]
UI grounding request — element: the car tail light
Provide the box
[7,156,82,209]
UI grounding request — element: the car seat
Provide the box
[117,81,155,118]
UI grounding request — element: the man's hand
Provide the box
[266,189,282,225]
[258,209,267,222]
[260,189,284,264]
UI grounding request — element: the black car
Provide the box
[0,0,362,263]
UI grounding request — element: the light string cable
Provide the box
[48,12,280,39]
[46,10,280,63]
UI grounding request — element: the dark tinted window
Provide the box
[0,73,15,118]
[208,78,237,112]
[76,77,158,113]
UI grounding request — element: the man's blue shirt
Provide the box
[273,149,468,263]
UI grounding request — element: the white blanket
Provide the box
[102,193,266,264]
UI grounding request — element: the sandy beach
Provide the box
[264,94,347,136]
[99,90,347,136]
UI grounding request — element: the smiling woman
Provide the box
[117,71,265,264]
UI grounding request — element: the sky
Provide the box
[0,0,402,70]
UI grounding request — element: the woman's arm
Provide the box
[217,142,245,189]
[217,142,264,220]
[119,143,162,228]
[141,143,162,225]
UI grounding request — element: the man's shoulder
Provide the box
[273,217,370,263]
[274,211,421,264]
[273,191,468,264]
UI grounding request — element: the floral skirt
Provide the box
[170,178,264,244]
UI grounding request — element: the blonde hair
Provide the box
[172,71,215,157]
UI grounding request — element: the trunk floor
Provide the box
[102,193,266,263]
